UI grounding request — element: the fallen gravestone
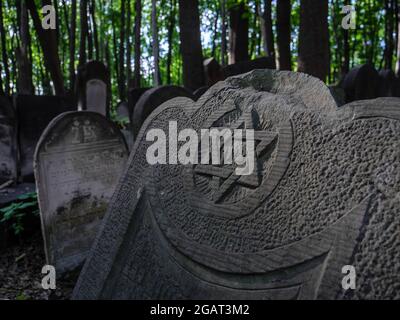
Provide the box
[15,95,76,182]
[131,85,194,137]
[342,64,379,103]
[73,70,400,300]
[34,112,129,274]
[0,96,17,185]
[76,61,111,117]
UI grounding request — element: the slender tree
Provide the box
[276,0,291,70]
[79,0,88,67]
[228,2,249,63]
[119,0,126,99]
[151,0,161,86]
[260,0,275,65]
[133,0,141,87]
[0,0,10,95]
[166,0,177,84]
[298,0,330,81]
[69,0,77,91]
[221,0,227,66]
[178,0,204,91]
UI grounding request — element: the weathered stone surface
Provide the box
[343,64,379,103]
[0,96,17,185]
[74,70,399,299]
[76,61,110,117]
[15,95,76,182]
[131,85,194,137]
[34,112,129,275]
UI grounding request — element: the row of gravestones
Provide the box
[333,64,400,105]
[26,55,278,277]
[0,61,112,190]
[116,56,276,139]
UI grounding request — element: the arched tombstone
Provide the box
[128,87,151,121]
[34,112,129,275]
[343,64,379,103]
[378,69,397,97]
[0,96,17,185]
[116,101,130,120]
[131,85,194,137]
[74,70,400,300]
[14,95,76,182]
[76,61,111,118]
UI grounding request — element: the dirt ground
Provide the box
[0,232,77,300]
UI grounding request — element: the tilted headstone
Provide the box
[342,64,379,103]
[204,58,224,87]
[193,86,209,101]
[34,112,129,275]
[131,85,194,137]
[73,70,400,300]
[76,61,111,117]
[15,95,76,182]
[0,96,17,185]
[128,87,151,121]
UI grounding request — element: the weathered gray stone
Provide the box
[131,85,194,137]
[14,95,76,182]
[343,64,379,103]
[193,86,209,101]
[34,112,129,275]
[76,61,110,117]
[0,96,17,185]
[116,101,129,119]
[73,70,400,300]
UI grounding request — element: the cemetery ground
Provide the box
[0,230,75,300]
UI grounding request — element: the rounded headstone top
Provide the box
[0,95,14,119]
[343,64,379,103]
[131,85,194,136]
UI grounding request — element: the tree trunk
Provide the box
[119,0,126,99]
[90,0,99,61]
[126,0,132,85]
[249,0,259,58]
[151,0,161,86]
[166,0,177,84]
[260,0,275,65]
[221,0,227,66]
[133,0,141,88]
[298,0,329,81]
[384,0,395,70]
[69,0,77,91]
[79,0,88,67]
[228,2,249,64]
[396,0,400,75]
[26,0,64,95]
[178,0,204,91]
[0,0,10,95]
[17,0,34,95]
[276,0,291,70]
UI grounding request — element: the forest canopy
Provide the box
[0,0,398,108]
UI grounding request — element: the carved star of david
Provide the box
[194,109,278,203]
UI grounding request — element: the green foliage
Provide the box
[0,193,40,236]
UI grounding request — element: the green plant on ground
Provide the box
[0,192,39,236]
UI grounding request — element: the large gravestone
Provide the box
[342,64,379,103]
[15,95,76,182]
[131,85,194,137]
[0,96,17,185]
[76,61,111,117]
[222,57,275,79]
[34,112,129,274]
[73,70,400,300]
